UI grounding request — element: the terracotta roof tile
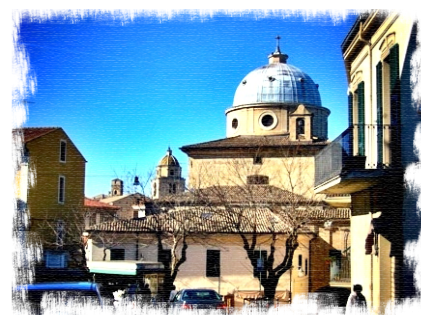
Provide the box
[13,127,60,143]
[84,198,120,210]
[88,207,350,234]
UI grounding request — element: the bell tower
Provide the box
[152,147,186,199]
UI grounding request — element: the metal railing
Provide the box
[330,248,351,283]
[314,124,396,187]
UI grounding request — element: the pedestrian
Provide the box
[169,285,177,301]
[346,284,367,314]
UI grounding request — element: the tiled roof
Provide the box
[84,198,120,210]
[180,135,328,152]
[13,127,60,143]
[88,207,350,234]
[154,185,309,205]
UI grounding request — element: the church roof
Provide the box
[232,40,322,108]
[180,135,328,156]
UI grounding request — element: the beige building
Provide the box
[314,11,420,314]
[86,38,353,306]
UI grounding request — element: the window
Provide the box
[298,254,303,270]
[355,82,365,156]
[247,175,269,185]
[232,118,238,129]
[377,43,400,167]
[56,220,64,248]
[158,249,171,267]
[133,210,139,219]
[253,156,262,164]
[206,250,220,277]
[261,114,274,127]
[253,250,267,278]
[296,118,305,139]
[60,140,67,162]
[58,176,65,204]
[111,249,125,260]
[169,183,177,194]
[305,259,308,275]
[259,112,277,130]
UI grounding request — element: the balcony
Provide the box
[314,125,393,194]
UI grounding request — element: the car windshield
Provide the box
[182,290,220,301]
[28,290,102,314]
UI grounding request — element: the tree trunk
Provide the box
[263,277,279,304]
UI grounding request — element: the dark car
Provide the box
[14,282,104,314]
[170,288,227,314]
[0,311,92,324]
[309,286,351,314]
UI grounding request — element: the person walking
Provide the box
[346,284,367,314]
[169,285,177,301]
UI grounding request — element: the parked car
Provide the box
[14,282,103,314]
[169,288,227,314]
[0,311,92,324]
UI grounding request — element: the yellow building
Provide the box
[314,11,420,314]
[13,127,87,269]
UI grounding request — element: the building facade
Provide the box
[13,127,87,277]
[314,11,420,314]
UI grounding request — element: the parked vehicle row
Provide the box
[170,288,227,314]
[0,282,132,324]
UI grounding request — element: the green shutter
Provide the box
[357,82,365,156]
[376,62,383,165]
[389,44,401,166]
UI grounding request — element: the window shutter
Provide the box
[376,62,383,165]
[357,82,365,156]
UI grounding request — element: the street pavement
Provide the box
[120,313,287,324]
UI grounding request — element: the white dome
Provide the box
[233,63,322,107]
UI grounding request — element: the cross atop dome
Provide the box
[268,35,289,64]
[275,35,281,53]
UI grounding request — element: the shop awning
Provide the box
[87,261,164,276]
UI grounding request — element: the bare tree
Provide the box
[36,206,91,279]
[40,202,119,267]
[190,151,323,303]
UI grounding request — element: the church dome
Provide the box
[232,45,322,107]
[158,147,180,166]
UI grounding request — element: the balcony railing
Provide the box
[315,124,395,187]
[329,247,351,284]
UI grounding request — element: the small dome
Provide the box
[233,57,322,107]
[159,147,180,167]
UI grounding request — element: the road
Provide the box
[120,313,287,324]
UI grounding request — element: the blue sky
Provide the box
[16,10,360,197]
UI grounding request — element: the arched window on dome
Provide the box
[296,118,305,139]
